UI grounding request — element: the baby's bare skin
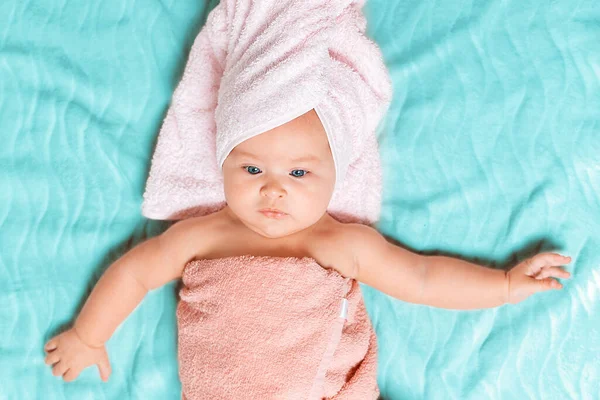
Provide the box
[200,206,359,277]
[44,109,572,382]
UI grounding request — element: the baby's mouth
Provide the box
[259,208,288,219]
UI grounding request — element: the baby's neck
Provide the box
[198,208,333,260]
[223,205,333,241]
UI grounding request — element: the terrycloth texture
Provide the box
[177,256,379,399]
[141,0,392,224]
[3,0,600,399]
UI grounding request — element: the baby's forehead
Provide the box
[225,109,333,165]
[239,119,330,148]
[230,147,323,163]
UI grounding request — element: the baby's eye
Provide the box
[290,169,308,178]
[245,166,262,175]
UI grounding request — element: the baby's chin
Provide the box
[243,216,312,239]
[249,222,303,239]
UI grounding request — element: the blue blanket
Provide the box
[1,0,598,399]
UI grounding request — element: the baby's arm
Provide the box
[346,225,571,309]
[44,216,214,382]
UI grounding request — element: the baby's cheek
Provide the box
[225,179,249,197]
[229,186,258,214]
[301,193,329,218]
[310,185,334,208]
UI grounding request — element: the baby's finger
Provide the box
[44,352,60,366]
[535,267,571,280]
[528,253,571,274]
[52,361,68,377]
[63,368,80,382]
[535,277,563,292]
[44,339,58,352]
[97,351,112,382]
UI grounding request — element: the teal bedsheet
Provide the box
[1,0,598,399]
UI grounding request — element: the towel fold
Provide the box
[177,256,379,400]
[142,0,392,225]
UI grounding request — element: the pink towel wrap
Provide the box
[141,0,392,224]
[177,256,379,399]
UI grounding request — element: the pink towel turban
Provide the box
[142,0,392,224]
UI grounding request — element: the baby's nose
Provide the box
[260,181,286,198]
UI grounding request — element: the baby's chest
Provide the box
[204,233,354,278]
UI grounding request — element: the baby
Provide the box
[44,108,571,389]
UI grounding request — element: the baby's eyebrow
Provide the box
[234,150,320,163]
[291,155,320,163]
[232,150,260,159]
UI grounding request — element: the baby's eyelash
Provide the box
[290,169,309,177]
[243,166,262,175]
[241,166,310,177]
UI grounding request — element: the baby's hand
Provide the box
[44,328,111,382]
[507,252,572,304]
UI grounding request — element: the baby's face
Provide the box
[222,109,336,239]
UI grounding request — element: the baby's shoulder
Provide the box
[308,220,380,279]
[160,211,229,258]
[165,212,223,236]
[320,220,379,246]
